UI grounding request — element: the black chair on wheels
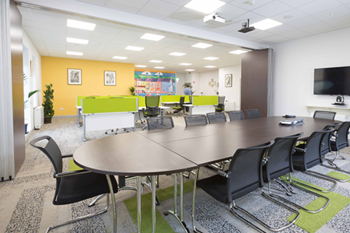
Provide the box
[263,133,330,213]
[184,114,207,127]
[29,136,118,233]
[226,110,245,121]
[146,116,174,130]
[172,96,185,116]
[142,96,160,130]
[198,141,300,232]
[215,96,225,112]
[245,109,261,119]
[313,110,336,120]
[206,112,226,124]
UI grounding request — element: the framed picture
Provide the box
[104,71,116,86]
[225,74,232,87]
[68,69,82,85]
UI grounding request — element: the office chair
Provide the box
[226,110,245,121]
[206,112,226,124]
[215,96,225,112]
[142,96,160,130]
[263,133,330,213]
[320,123,341,157]
[291,129,339,191]
[313,110,336,120]
[29,136,118,233]
[245,109,261,119]
[146,116,174,130]
[198,141,300,232]
[184,114,207,127]
[329,121,350,161]
[172,96,185,116]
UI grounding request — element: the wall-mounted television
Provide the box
[314,66,350,95]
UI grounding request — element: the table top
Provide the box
[73,116,338,176]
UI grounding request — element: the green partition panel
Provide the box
[161,95,190,103]
[192,96,218,106]
[184,96,190,102]
[82,97,138,114]
[76,96,113,107]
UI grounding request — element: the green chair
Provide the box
[172,96,184,116]
[142,96,160,130]
[215,96,225,112]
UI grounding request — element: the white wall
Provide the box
[176,72,185,95]
[219,65,241,110]
[23,31,42,131]
[198,70,219,96]
[272,27,350,120]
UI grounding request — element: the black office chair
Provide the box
[226,110,245,121]
[142,96,160,130]
[245,109,261,119]
[147,116,174,130]
[172,96,185,116]
[263,133,330,213]
[206,112,226,124]
[29,136,118,233]
[184,114,207,127]
[291,129,339,191]
[313,110,336,120]
[215,96,225,112]
[330,121,350,161]
[321,123,341,157]
[198,141,300,232]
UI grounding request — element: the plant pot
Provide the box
[44,116,52,124]
[25,123,28,134]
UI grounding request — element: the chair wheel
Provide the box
[163,212,169,216]
[111,130,114,132]
[105,132,108,135]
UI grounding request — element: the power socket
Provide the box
[60,108,64,110]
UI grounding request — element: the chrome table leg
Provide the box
[77,108,80,126]
[137,176,142,233]
[106,175,117,233]
[192,168,203,233]
[151,175,157,233]
[82,115,86,142]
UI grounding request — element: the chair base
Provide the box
[47,194,110,233]
[230,190,300,232]
[287,171,337,193]
[163,210,189,233]
[183,170,196,178]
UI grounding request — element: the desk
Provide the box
[183,104,215,115]
[73,116,338,232]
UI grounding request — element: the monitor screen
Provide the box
[314,66,350,95]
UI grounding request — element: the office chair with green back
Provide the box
[172,96,185,116]
[142,96,160,130]
[215,96,225,112]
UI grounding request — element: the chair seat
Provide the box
[215,108,224,111]
[55,172,118,205]
[197,174,228,203]
[172,107,182,109]
[331,141,348,151]
[292,153,305,171]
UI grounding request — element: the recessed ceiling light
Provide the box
[113,56,127,60]
[205,65,216,68]
[185,69,195,71]
[154,66,164,69]
[135,65,147,68]
[66,51,83,56]
[125,46,144,51]
[141,33,165,41]
[192,42,213,49]
[170,52,186,56]
[67,37,89,45]
[229,50,252,55]
[203,57,218,60]
[330,13,336,16]
[150,60,163,63]
[67,19,96,31]
[185,0,226,14]
[251,19,282,30]
[180,63,192,66]
[283,15,293,19]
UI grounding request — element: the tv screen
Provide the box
[314,66,350,95]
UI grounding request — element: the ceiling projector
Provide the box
[238,19,255,33]
[203,12,225,24]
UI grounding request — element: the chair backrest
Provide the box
[265,133,303,181]
[218,96,225,105]
[304,129,333,168]
[29,136,63,174]
[336,121,350,148]
[146,96,160,108]
[313,111,336,120]
[245,109,261,119]
[147,116,174,130]
[184,114,207,127]
[180,96,185,106]
[227,141,274,202]
[226,110,245,121]
[206,112,226,124]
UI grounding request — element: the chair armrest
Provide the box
[293,147,306,153]
[62,154,73,158]
[205,164,229,178]
[55,170,91,178]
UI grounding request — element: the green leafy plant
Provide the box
[24,90,39,108]
[42,84,55,118]
[128,86,135,96]
[23,73,27,82]
[183,83,193,89]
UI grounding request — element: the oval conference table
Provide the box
[73,116,339,233]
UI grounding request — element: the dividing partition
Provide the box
[184,96,218,115]
[161,95,190,104]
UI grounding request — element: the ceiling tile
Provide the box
[229,0,274,11]
[141,0,181,16]
[262,35,288,43]
[312,6,350,21]
[298,0,343,15]
[252,1,293,17]
[279,29,311,39]
[167,8,204,22]
[104,1,139,13]
[324,14,350,28]
[286,16,321,28]
[76,0,107,6]
[247,30,275,39]
[270,9,308,23]
[279,0,317,8]
[265,24,295,34]
[299,22,335,34]
[160,0,190,6]
[339,0,350,3]
[215,3,247,21]
[137,10,167,20]
[230,12,266,25]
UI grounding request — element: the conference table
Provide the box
[73,116,339,233]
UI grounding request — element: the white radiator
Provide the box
[34,106,44,129]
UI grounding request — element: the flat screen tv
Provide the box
[314,66,350,95]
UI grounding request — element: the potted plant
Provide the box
[23,73,39,134]
[42,84,54,124]
[128,86,135,95]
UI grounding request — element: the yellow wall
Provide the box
[41,57,134,116]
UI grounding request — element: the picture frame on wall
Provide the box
[104,71,116,86]
[225,74,232,87]
[68,69,82,85]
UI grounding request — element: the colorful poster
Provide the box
[134,69,176,96]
